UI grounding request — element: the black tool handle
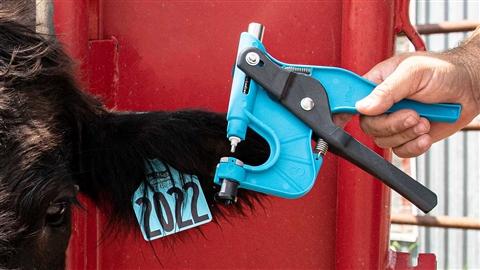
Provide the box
[237,47,437,213]
[327,128,437,212]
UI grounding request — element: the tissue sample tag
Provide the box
[132,159,212,241]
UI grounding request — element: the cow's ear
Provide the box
[72,110,269,230]
[69,111,145,230]
[71,111,224,230]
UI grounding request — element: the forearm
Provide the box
[461,26,480,51]
[445,26,480,111]
[459,26,480,75]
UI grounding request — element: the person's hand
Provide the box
[355,51,480,158]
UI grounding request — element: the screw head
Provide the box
[245,52,260,66]
[300,97,315,111]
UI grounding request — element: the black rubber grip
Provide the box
[328,128,437,212]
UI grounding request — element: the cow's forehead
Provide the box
[0,135,74,219]
[0,89,68,194]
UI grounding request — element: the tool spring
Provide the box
[284,66,311,75]
[315,138,328,156]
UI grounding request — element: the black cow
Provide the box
[0,4,267,269]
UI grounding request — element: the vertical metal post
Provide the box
[336,1,395,269]
[53,0,90,80]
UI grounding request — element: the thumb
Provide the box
[356,60,420,116]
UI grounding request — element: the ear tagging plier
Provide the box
[213,23,461,213]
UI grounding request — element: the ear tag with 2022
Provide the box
[132,159,212,241]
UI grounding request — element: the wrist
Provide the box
[457,28,480,114]
[461,51,480,115]
[445,41,480,115]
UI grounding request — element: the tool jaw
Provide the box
[215,31,323,204]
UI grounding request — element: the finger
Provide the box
[364,66,387,84]
[360,110,419,137]
[363,55,407,84]
[392,133,432,158]
[333,113,353,128]
[374,118,430,148]
[357,59,423,115]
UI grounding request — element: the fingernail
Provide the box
[418,136,430,149]
[414,123,427,134]
[404,116,417,128]
[356,97,373,110]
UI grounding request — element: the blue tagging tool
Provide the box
[132,159,212,241]
[213,23,458,214]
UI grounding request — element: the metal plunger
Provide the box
[216,23,265,204]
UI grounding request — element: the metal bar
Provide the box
[36,0,54,35]
[415,21,479,35]
[391,214,480,230]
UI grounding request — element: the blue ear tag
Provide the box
[132,159,212,241]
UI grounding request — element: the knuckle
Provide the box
[420,118,431,131]
[359,116,370,131]
[360,114,393,136]
[401,56,425,69]
[373,87,394,104]
[413,118,431,135]
[399,128,419,141]
[360,116,377,134]
[404,110,420,121]
[401,56,417,66]
[388,110,417,134]
[386,120,402,134]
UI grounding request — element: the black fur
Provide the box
[0,2,268,269]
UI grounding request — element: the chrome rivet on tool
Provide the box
[246,52,260,66]
[300,97,314,111]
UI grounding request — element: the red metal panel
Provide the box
[53,0,90,81]
[88,38,119,108]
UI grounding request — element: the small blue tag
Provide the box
[132,159,212,241]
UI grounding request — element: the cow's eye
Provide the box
[45,201,70,227]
